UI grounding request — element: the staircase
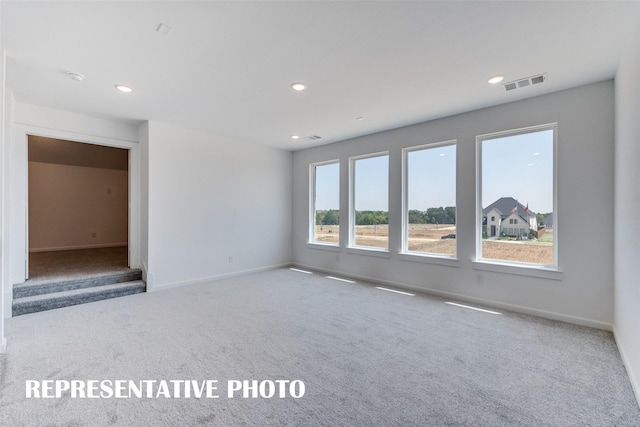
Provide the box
[12,269,145,316]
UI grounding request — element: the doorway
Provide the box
[27,136,130,280]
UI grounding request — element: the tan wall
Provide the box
[29,161,128,251]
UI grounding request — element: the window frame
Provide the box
[309,159,341,248]
[348,151,390,254]
[475,123,559,274]
[401,140,458,260]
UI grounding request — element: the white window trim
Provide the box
[475,123,559,271]
[401,140,458,261]
[472,260,563,280]
[348,151,390,252]
[309,159,340,246]
[346,247,391,258]
[398,252,460,267]
[307,242,342,252]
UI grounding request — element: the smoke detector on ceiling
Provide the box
[66,72,85,82]
[156,23,173,36]
[503,73,547,92]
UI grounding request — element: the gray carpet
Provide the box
[0,268,638,426]
[27,247,130,284]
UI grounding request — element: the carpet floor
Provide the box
[27,247,130,284]
[1,267,638,426]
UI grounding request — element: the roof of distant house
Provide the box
[483,197,536,218]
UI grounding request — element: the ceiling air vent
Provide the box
[531,74,546,85]
[503,73,547,92]
[306,135,322,141]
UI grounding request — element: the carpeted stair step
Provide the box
[12,280,146,316]
[13,269,142,299]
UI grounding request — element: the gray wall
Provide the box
[293,81,614,329]
[143,121,293,290]
[0,3,5,350]
[614,23,640,402]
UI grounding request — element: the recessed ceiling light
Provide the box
[291,82,306,91]
[291,135,300,140]
[488,75,505,84]
[356,116,365,121]
[115,85,133,93]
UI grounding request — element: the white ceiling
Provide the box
[3,1,640,151]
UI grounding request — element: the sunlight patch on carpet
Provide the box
[445,301,502,315]
[289,268,312,274]
[326,276,356,284]
[375,287,414,296]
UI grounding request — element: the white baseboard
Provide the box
[293,263,613,331]
[148,262,293,292]
[613,326,640,409]
[29,243,128,253]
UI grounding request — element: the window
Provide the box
[310,161,340,245]
[477,125,556,267]
[403,141,456,256]
[350,153,389,250]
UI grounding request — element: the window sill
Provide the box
[346,247,391,258]
[307,242,341,252]
[472,260,563,280]
[398,252,460,267]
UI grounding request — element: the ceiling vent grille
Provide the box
[503,73,547,92]
[531,75,546,85]
[306,135,322,141]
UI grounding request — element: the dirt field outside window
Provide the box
[314,224,553,264]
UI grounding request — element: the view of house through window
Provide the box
[404,142,456,256]
[351,154,389,250]
[311,161,340,245]
[479,126,556,266]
